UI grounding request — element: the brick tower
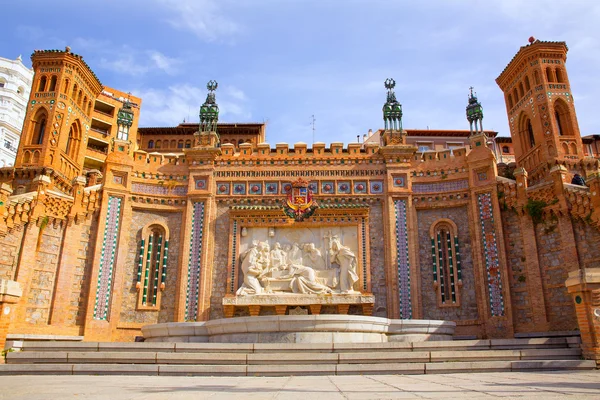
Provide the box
[496,39,584,184]
[15,47,103,192]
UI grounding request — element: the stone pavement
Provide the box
[1,371,599,399]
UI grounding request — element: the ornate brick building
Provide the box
[1,40,600,362]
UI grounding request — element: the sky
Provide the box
[2,0,599,144]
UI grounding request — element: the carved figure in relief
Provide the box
[236,241,265,295]
[330,238,359,293]
[280,263,332,294]
[270,242,286,271]
[236,237,359,296]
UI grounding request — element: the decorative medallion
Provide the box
[321,181,335,194]
[249,183,262,195]
[281,183,292,194]
[370,181,384,194]
[233,183,246,195]
[265,182,278,195]
[283,178,319,222]
[337,181,351,194]
[354,181,367,194]
[217,182,230,195]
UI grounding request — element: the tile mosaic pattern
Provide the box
[131,183,169,195]
[308,181,318,194]
[249,183,262,195]
[412,179,469,193]
[93,196,122,320]
[361,217,367,290]
[195,179,207,190]
[265,182,278,195]
[393,175,406,187]
[172,186,188,196]
[394,199,412,319]
[233,183,246,195]
[230,221,238,293]
[354,181,367,194]
[337,181,351,194]
[217,182,230,195]
[185,202,205,321]
[321,181,335,194]
[281,183,292,194]
[477,192,505,317]
[370,181,384,194]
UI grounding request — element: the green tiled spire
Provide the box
[466,86,484,135]
[383,78,403,131]
[200,80,219,133]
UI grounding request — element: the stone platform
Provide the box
[222,293,376,318]
[141,315,455,343]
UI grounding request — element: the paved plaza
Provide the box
[1,371,599,399]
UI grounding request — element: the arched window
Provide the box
[136,223,170,308]
[62,78,70,94]
[48,76,57,92]
[78,90,83,106]
[513,88,519,102]
[555,68,564,83]
[71,83,78,99]
[177,140,183,149]
[554,99,573,136]
[38,76,47,92]
[155,140,161,149]
[507,94,513,109]
[527,120,535,148]
[170,140,176,148]
[546,67,554,83]
[148,140,154,149]
[518,82,524,98]
[65,121,81,159]
[502,146,509,154]
[185,140,191,148]
[524,76,531,91]
[430,220,462,306]
[87,101,92,115]
[30,108,48,145]
[533,70,540,85]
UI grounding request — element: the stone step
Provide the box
[0,360,595,376]
[11,336,579,354]
[6,348,582,365]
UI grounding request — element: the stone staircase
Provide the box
[0,336,595,376]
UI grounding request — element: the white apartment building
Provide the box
[0,55,33,167]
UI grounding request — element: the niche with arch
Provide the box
[554,99,574,137]
[65,121,82,160]
[430,219,463,306]
[136,223,170,309]
[29,108,48,145]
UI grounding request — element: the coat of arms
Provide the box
[283,178,318,222]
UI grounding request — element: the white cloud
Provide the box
[154,0,240,41]
[136,83,251,126]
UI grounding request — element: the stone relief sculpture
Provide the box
[236,235,359,295]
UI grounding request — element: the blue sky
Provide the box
[2,0,599,144]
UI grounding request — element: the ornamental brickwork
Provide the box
[1,40,600,365]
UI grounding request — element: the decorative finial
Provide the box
[65,46,71,53]
[466,86,484,135]
[382,78,402,132]
[384,78,396,90]
[528,36,535,44]
[207,80,218,92]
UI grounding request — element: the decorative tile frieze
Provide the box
[477,192,505,317]
[93,196,123,320]
[394,199,412,319]
[413,179,468,193]
[185,202,205,321]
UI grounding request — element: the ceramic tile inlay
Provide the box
[477,192,505,316]
[394,199,412,319]
[185,202,205,320]
[93,196,123,320]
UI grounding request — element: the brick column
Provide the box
[0,280,22,352]
[565,269,600,365]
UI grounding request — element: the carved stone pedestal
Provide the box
[222,293,375,318]
[0,280,22,354]
[566,268,600,365]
